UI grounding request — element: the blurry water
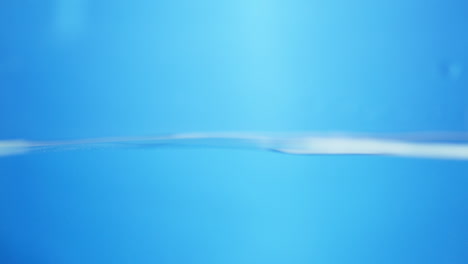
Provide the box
[4,132,468,160]
[0,0,467,264]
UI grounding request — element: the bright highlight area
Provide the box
[3,132,468,160]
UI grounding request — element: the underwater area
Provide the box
[0,0,467,263]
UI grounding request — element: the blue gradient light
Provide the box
[0,0,467,263]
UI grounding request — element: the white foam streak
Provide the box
[2,133,468,160]
[275,137,468,160]
[0,140,33,157]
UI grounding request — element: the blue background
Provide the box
[0,0,467,263]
